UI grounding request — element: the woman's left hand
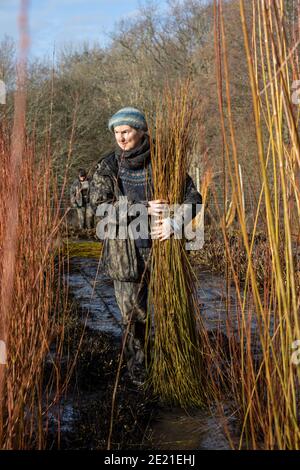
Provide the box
[150,217,181,241]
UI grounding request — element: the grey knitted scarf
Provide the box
[115,135,151,170]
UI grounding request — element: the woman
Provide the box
[90,107,201,385]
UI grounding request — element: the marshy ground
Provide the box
[44,231,243,450]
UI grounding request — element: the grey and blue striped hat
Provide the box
[108,107,148,132]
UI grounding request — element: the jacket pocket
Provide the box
[102,229,139,282]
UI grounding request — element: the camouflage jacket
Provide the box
[70,177,91,208]
[90,151,202,281]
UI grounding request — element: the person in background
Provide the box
[70,168,94,230]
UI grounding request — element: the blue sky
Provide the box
[0,0,167,59]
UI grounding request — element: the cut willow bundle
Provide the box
[146,83,209,407]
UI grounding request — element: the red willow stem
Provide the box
[0,0,29,438]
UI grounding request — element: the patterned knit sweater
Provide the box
[118,162,153,249]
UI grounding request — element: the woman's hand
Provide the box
[147,199,169,217]
[148,199,181,241]
[151,217,181,241]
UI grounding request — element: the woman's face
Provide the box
[114,125,144,151]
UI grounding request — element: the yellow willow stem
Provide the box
[266,1,300,335]
[239,0,291,449]
[260,9,300,415]
[220,9,287,440]
[244,0,300,448]
[262,2,293,391]
[240,0,288,327]
[214,0,250,414]
[220,1,265,425]
[258,0,280,244]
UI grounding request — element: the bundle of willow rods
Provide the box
[146,82,209,407]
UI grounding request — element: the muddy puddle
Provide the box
[58,240,242,450]
[148,406,232,450]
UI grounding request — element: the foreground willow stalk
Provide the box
[146,84,208,407]
[214,0,300,449]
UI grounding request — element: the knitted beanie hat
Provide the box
[78,168,87,177]
[108,107,148,132]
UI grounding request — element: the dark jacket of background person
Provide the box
[70,176,94,229]
[70,177,92,208]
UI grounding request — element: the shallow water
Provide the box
[148,407,232,450]
[66,249,228,338]
[64,245,240,450]
[67,257,122,336]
